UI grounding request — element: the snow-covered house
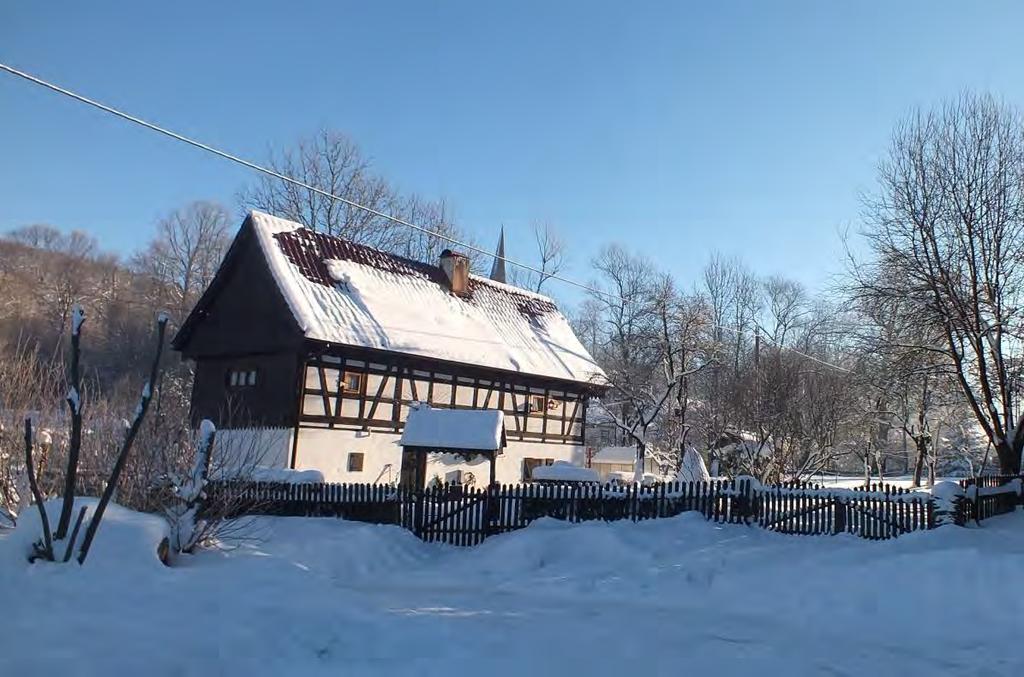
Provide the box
[173,211,606,487]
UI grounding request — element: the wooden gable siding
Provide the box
[173,218,304,429]
[296,346,589,445]
[173,218,303,358]
[189,352,301,428]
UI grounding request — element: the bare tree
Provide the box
[4,225,102,341]
[238,130,397,243]
[134,202,232,324]
[530,221,568,293]
[859,92,1024,474]
[237,129,481,265]
[587,248,711,480]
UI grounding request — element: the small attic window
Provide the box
[341,372,363,392]
[227,369,258,388]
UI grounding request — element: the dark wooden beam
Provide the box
[289,352,305,469]
[365,367,392,427]
[297,416,583,444]
[304,339,605,396]
[393,367,403,432]
[566,397,580,439]
[407,367,419,402]
[316,364,331,421]
[541,388,550,442]
[357,360,368,421]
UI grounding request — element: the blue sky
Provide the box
[3,2,1023,306]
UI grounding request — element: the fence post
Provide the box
[833,496,846,535]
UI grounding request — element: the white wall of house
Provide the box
[288,426,586,485]
[293,427,404,484]
[213,427,293,471]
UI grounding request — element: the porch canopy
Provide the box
[399,406,506,488]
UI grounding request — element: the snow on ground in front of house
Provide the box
[2,504,1023,676]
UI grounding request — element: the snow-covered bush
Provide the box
[676,446,710,483]
[157,424,275,555]
[930,481,967,526]
[164,420,215,554]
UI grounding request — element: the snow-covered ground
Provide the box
[2,502,1022,676]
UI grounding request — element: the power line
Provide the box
[0,61,610,300]
[716,324,852,373]
[0,61,851,373]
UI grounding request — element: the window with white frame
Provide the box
[227,368,258,388]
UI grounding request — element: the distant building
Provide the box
[587,445,658,481]
[173,211,606,487]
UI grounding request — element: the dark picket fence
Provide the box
[753,482,934,539]
[206,477,950,545]
[957,474,1024,522]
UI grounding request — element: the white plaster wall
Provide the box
[291,427,587,486]
[214,428,293,470]
[293,427,404,484]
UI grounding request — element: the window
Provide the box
[529,395,558,412]
[227,369,257,388]
[341,371,363,392]
[347,452,364,472]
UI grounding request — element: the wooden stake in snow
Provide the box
[24,418,53,562]
[55,304,85,540]
[77,313,168,565]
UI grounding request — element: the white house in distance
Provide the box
[588,446,658,481]
[173,210,607,487]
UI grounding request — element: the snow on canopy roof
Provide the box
[400,405,504,451]
[249,211,605,385]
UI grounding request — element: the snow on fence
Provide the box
[204,476,990,545]
[753,481,934,538]
[957,475,1023,523]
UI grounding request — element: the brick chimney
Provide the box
[439,249,470,296]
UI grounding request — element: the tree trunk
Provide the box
[994,439,1023,475]
[634,442,646,484]
[911,437,927,488]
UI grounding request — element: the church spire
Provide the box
[489,226,507,284]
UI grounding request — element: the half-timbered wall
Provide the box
[297,353,588,444]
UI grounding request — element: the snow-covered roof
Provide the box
[531,461,600,482]
[590,446,637,464]
[400,405,505,451]
[249,211,605,385]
